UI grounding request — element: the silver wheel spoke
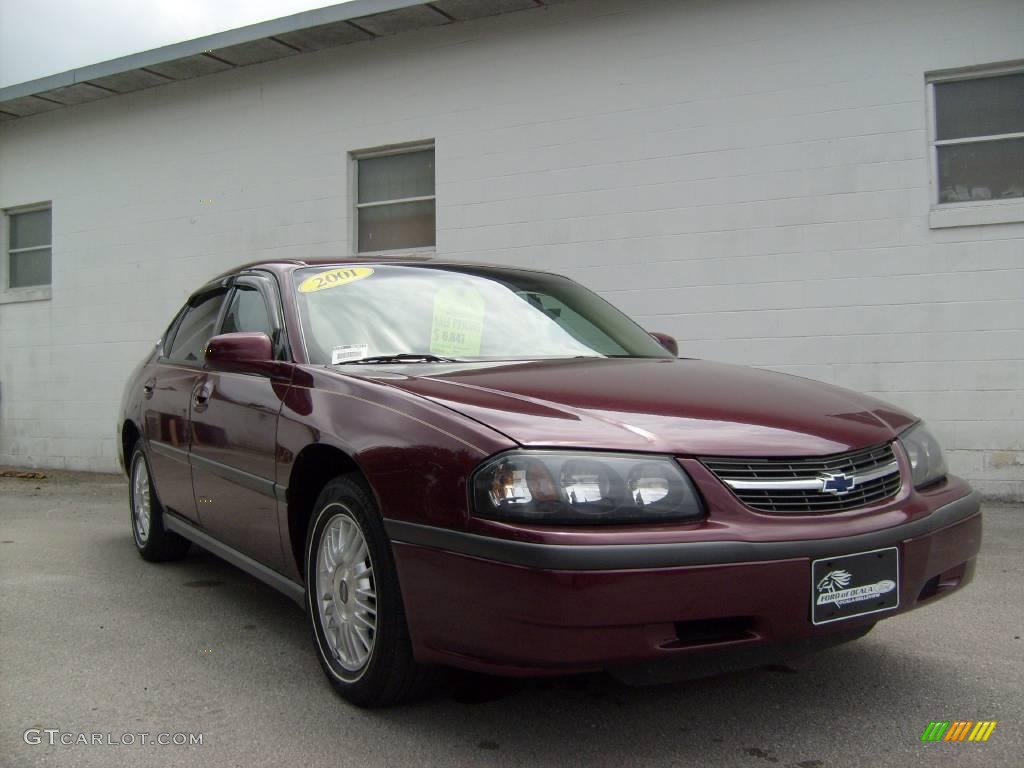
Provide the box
[344,539,367,568]
[345,624,359,661]
[336,623,349,661]
[332,625,345,661]
[314,508,377,673]
[332,525,343,563]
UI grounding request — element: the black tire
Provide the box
[128,445,190,562]
[305,475,435,707]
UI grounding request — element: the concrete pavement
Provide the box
[1,472,1021,767]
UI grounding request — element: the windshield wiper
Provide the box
[345,353,458,365]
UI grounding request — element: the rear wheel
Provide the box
[305,476,435,707]
[129,445,190,562]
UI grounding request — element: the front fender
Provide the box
[276,366,514,529]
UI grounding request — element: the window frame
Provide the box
[1,201,53,303]
[352,141,436,256]
[927,60,1024,229]
[161,286,230,368]
[220,272,291,362]
[158,305,190,358]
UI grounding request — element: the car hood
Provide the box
[348,358,916,457]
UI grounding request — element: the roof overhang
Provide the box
[0,0,551,121]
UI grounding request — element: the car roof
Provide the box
[211,255,566,282]
[211,254,435,281]
[191,256,564,304]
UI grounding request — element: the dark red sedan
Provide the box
[119,258,981,706]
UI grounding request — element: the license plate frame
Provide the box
[811,546,900,626]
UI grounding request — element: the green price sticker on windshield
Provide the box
[298,267,374,293]
[430,285,485,358]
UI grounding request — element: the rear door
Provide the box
[188,274,291,571]
[143,287,228,523]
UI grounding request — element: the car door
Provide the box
[143,287,228,523]
[188,273,291,571]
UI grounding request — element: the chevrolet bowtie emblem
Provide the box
[820,473,856,495]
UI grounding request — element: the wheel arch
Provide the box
[286,443,371,582]
[121,420,142,478]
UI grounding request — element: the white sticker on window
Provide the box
[331,344,369,364]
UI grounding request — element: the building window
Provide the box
[355,144,435,253]
[5,204,52,289]
[930,68,1024,206]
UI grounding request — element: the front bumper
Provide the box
[389,490,982,677]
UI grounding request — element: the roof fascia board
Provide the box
[0,0,429,101]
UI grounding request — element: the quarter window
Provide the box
[355,145,435,253]
[930,69,1024,205]
[6,205,52,289]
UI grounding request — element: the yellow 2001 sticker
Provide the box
[298,267,374,293]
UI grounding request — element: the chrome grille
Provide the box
[701,442,902,513]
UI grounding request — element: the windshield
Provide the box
[292,264,673,365]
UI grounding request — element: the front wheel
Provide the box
[129,445,190,562]
[305,476,434,707]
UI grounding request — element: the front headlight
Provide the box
[899,422,948,489]
[471,450,704,524]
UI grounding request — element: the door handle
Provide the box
[143,378,155,398]
[193,383,212,412]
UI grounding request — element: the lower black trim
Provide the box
[384,491,981,571]
[149,439,189,464]
[189,451,277,498]
[163,511,305,605]
[149,440,283,501]
[609,621,876,686]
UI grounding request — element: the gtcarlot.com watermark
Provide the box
[24,729,203,747]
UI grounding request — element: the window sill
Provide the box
[0,285,52,304]
[929,199,1024,229]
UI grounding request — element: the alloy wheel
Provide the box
[315,509,378,673]
[131,454,151,545]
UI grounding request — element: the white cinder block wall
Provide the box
[0,0,1022,498]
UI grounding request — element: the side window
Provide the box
[165,292,225,363]
[222,285,272,338]
[159,307,187,354]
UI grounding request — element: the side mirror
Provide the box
[205,332,274,374]
[649,331,679,357]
